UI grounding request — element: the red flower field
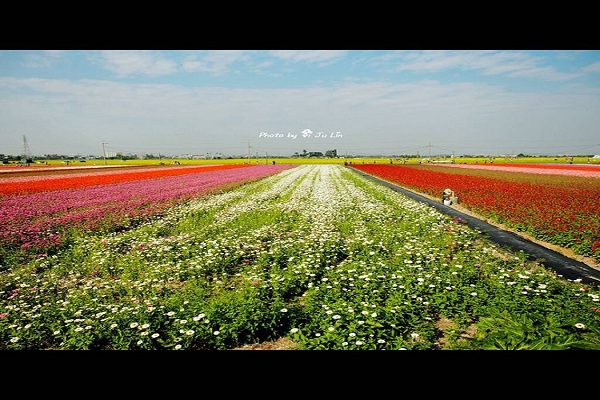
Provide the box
[351,163,600,260]
[0,164,253,197]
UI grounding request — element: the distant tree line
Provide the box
[292,149,338,158]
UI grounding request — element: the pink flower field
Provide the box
[0,164,294,258]
[437,163,600,178]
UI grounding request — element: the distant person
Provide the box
[442,188,453,205]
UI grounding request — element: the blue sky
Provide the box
[1,50,599,158]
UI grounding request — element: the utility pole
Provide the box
[102,142,108,165]
[22,135,32,164]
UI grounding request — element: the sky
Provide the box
[1,49,600,158]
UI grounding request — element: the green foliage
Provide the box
[455,310,600,350]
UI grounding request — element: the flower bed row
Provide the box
[350,164,600,260]
[439,163,600,178]
[0,164,252,197]
[0,164,293,261]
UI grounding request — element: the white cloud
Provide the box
[99,50,178,77]
[22,50,65,68]
[181,50,250,75]
[1,75,598,156]
[391,50,580,81]
[269,50,347,64]
[582,61,600,73]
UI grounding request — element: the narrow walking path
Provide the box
[352,168,600,286]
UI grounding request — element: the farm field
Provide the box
[351,163,600,266]
[1,163,599,350]
[2,154,599,169]
[0,163,293,261]
[0,164,256,196]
